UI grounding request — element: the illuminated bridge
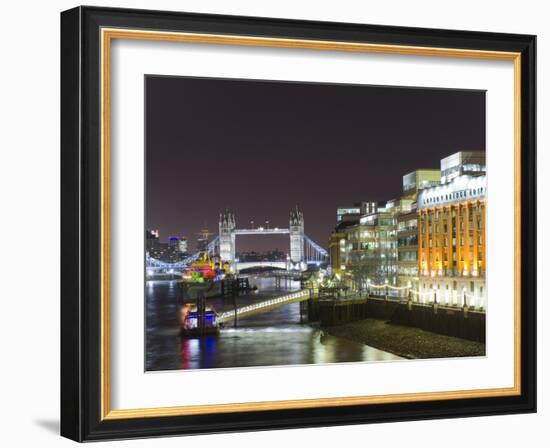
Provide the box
[216,289,312,324]
[146,209,328,277]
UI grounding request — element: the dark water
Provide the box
[145,277,402,371]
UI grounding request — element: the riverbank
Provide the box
[325,318,485,359]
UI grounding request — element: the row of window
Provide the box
[348,231,397,240]
[398,251,418,262]
[421,253,484,263]
[420,235,483,248]
[421,210,484,223]
[398,235,418,246]
[420,220,483,234]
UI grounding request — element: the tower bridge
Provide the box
[220,208,307,272]
[146,208,328,276]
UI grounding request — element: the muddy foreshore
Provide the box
[324,318,485,359]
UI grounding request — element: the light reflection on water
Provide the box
[146,277,402,371]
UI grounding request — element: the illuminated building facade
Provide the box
[330,207,363,275]
[417,151,486,310]
[336,206,360,223]
[329,151,485,307]
[178,237,188,254]
[397,203,419,286]
[336,201,379,223]
[345,201,398,287]
[328,229,348,276]
[402,169,441,197]
[397,169,440,288]
[440,151,485,184]
[146,229,162,259]
[146,231,185,263]
[168,236,189,255]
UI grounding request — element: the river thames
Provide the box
[145,276,402,371]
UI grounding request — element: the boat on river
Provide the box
[180,303,219,336]
[180,252,229,299]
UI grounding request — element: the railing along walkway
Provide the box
[217,289,311,323]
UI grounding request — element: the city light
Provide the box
[141,77,490,375]
[217,290,310,323]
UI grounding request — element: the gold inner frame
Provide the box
[100,27,522,420]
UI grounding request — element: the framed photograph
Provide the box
[61,6,536,441]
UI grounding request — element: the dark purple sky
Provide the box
[146,76,485,253]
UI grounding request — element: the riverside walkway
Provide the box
[217,289,312,323]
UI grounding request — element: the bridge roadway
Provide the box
[217,289,312,324]
[247,270,304,280]
[234,228,290,235]
[236,261,288,271]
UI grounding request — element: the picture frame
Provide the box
[60,5,536,441]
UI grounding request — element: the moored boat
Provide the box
[180,303,219,336]
[180,252,229,299]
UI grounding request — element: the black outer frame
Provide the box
[60,6,536,442]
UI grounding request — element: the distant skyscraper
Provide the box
[146,229,159,240]
[178,237,188,254]
[196,228,213,253]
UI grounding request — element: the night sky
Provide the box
[145,76,485,253]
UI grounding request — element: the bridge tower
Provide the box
[289,207,305,270]
[219,211,236,270]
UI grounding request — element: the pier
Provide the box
[217,289,312,324]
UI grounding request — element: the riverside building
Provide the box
[328,224,353,276]
[397,169,441,290]
[330,202,379,276]
[417,151,486,310]
[344,200,398,289]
